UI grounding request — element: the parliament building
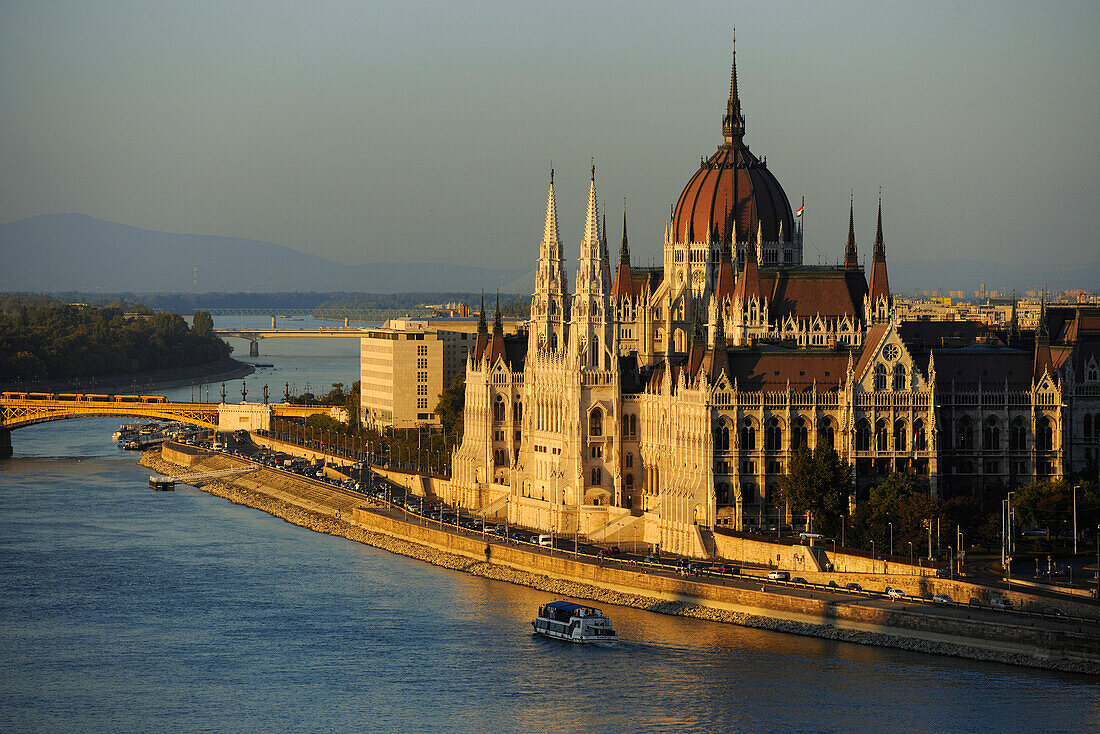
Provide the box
[446,40,1100,557]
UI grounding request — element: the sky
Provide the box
[1,1,1097,283]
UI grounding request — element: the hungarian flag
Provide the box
[795,204,804,217]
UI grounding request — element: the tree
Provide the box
[777,446,851,534]
[1012,479,1100,535]
[435,375,466,436]
[192,311,214,337]
[851,472,938,552]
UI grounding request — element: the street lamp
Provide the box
[871,540,876,574]
[908,541,913,566]
[1072,484,1079,556]
[889,522,894,557]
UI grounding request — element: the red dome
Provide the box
[673,145,794,245]
[672,39,794,245]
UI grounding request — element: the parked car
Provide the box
[991,597,1013,610]
[886,588,906,599]
[968,598,982,607]
[827,580,840,588]
[1044,607,1068,619]
[644,553,661,564]
[799,532,824,541]
[767,570,790,581]
[1021,528,1048,538]
[714,564,739,575]
[845,582,863,591]
[932,594,953,604]
[791,577,808,585]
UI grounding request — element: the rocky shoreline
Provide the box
[139,450,1100,676]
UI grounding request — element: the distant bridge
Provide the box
[0,391,341,458]
[214,325,368,356]
[198,307,433,321]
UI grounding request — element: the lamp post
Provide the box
[871,540,876,574]
[841,515,846,548]
[1073,484,1079,556]
[908,541,913,566]
[889,522,894,557]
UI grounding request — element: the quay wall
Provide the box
[141,447,1100,675]
[712,531,935,577]
[347,505,1100,657]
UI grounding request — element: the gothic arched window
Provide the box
[741,418,756,452]
[591,467,602,486]
[818,418,835,450]
[493,395,506,423]
[956,417,973,451]
[856,419,871,451]
[1037,416,1054,451]
[983,417,1000,451]
[715,421,731,452]
[875,419,889,452]
[874,363,887,391]
[893,419,907,452]
[765,417,783,452]
[914,419,927,451]
[1010,417,1027,451]
[793,417,809,449]
[589,408,603,437]
[893,363,907,391]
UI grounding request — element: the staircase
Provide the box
[588,509,643,544]
[695,526,718,559]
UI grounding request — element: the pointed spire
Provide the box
[477,291,487,334]
[542,164,561,245]
[844,194,859,268]
[868,194,891,313]
[493,292,503,335]
[620,200,630,266]
[722,28,745,145]
[873,192,885,260]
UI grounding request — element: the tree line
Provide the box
[779,446,1099,556]
[0,298,230,382]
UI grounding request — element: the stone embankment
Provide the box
[140,450,1100,676]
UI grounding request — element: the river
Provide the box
[1,317,1097,732]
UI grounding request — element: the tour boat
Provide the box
[149,476,175,491]
[532,601,616,643]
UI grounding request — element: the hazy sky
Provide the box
[2,1,1097,277]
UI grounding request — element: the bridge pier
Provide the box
[0,429,12,459]
[249,339,259,357]
[344,316,349,327]
[271,315,276,328]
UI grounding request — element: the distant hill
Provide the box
[2,213,1095,296]
[0,214,527,293]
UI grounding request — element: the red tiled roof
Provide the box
[768,267,867,320]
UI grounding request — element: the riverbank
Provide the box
[0,357,254,393]
[139,449,1100,676]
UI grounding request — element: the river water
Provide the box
[2,317,1097,733]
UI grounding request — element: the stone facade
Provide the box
[448,40,1100,558]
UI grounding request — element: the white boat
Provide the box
[532,601,616,643]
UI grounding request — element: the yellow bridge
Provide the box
[0,391,338,458]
